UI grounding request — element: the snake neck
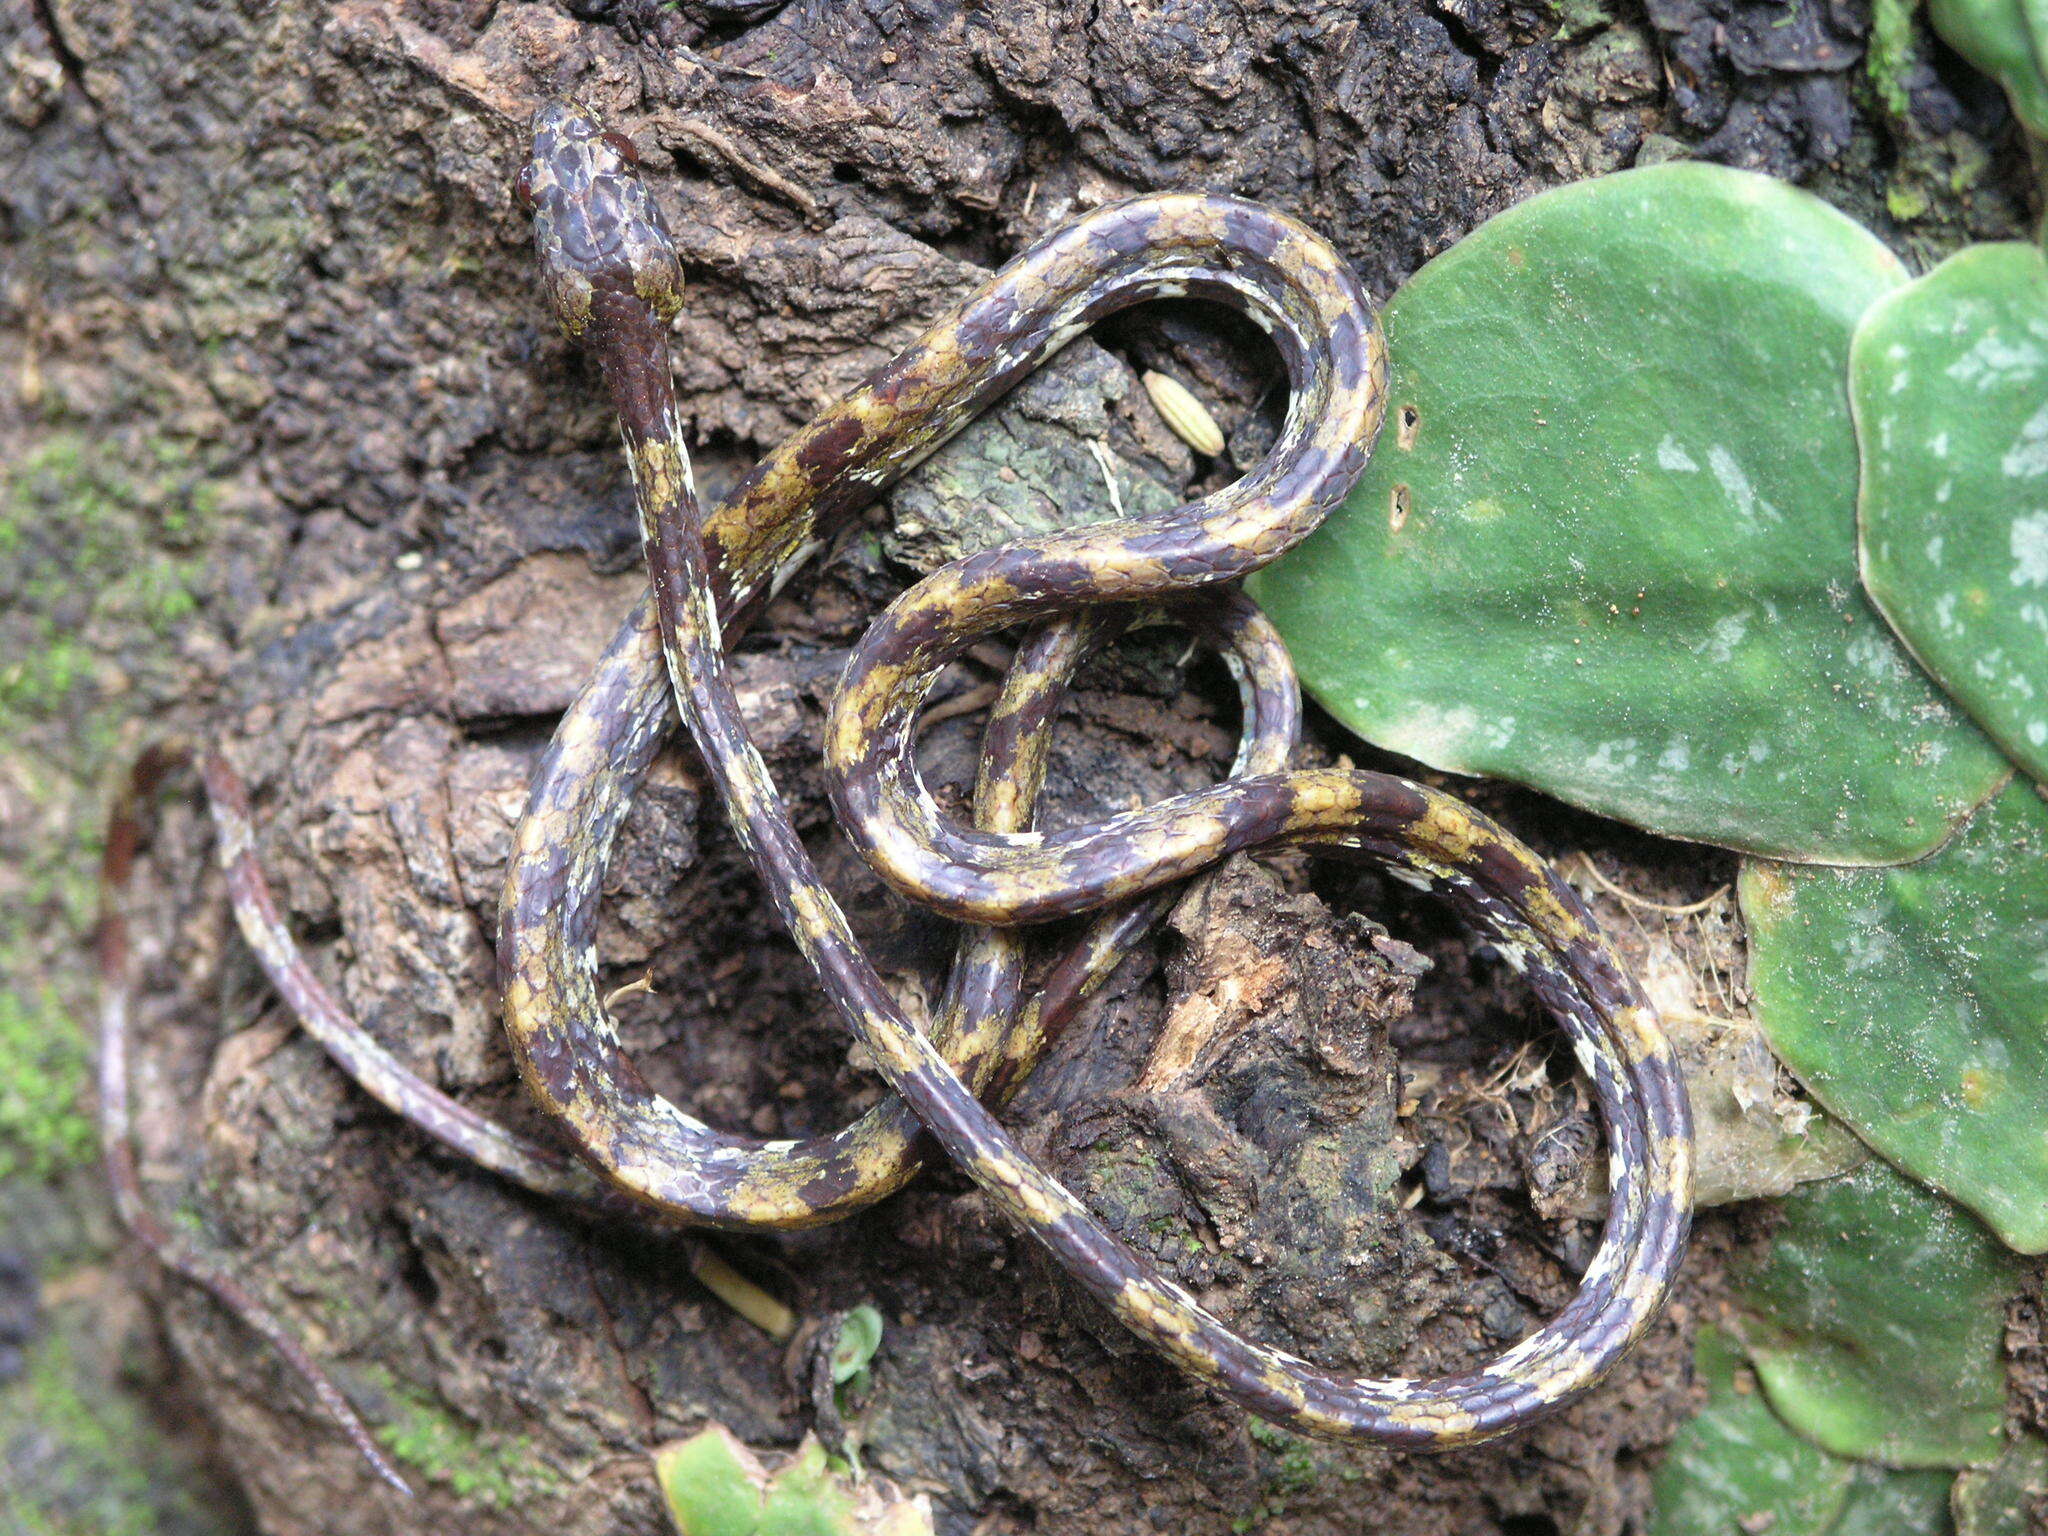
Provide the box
[588,290,677,448]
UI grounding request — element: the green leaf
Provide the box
[1741,779,2048,1251]
[1648,1327,1965,1534]
[1649,1327,1856,1536]
[827,1305,885,1386]
[758,1439,861,1536]
[1953,1436,2048,1536]
[1855,242,2048,786]
[656,1426,769,1536]
[653,1428,933,1536]
[1730,1161,2023,1468]
[1928,0,2048,138]
[1830,1467,1957,1536]
[1249,163,2007,863]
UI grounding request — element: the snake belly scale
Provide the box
[505,102,1695,1448]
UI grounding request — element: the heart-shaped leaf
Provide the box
[1741,778,2048,1252]
[1855,241,2048,786]
[1953,1436,2048,1536]
[1649,1326,1857,1536]
[1250,163,2007,863]
[1929,0,2048,137]
[1730,1160,2023,1468]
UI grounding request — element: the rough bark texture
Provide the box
[0,1,2036,1533]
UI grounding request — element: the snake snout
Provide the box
[524,103,684,329]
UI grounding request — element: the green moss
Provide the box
[170,195,323,315]
[373,1376,552,1509]
[1247,1421,1323,1498]
[0,433,229,1191]
[1868,0,1921,120]
[1887,183,1932,221]
[1548,0,1614,38]
[0,985,96,1182]
[0,431,217,737]
[1239,1418,1362,1521]
[0,1325,209,1536]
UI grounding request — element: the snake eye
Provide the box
[601,129,642,167]
[513,162,538,213]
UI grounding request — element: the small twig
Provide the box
[1086,438,1126,518]
[917,681,1002,736]
[1476,1038,1543,1097]
[1571,853,1729,917]
[674,120,823,223]
[1661,1007,1747,1033]
[602,972,655,1013]
[765,538,827,603]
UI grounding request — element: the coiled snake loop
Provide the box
[99,104,1694,1495]
[502,102,1693,1448]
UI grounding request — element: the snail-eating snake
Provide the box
[97,100,1693,1494]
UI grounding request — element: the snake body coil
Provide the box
[101,103,1693,1490]
[507,103,1694,1447]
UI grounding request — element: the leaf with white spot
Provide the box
[1250,163,2006,863]
[1648,1327,1856,1536]
[1741,777,2048,1252]
[1856,241,2048,784]
[1730,1160,2023,1468]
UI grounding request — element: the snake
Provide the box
[502,101,1694,1448]
[98,744,417,1491]
[98,99,1692,1491]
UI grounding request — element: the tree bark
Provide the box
[0,0,2032,1532]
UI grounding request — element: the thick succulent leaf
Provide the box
[655,1426,764,1536]
[1855,242,2048,785]
[654,1428,932,1536]
[1953,1436,2048,1536]
[1741,778,2048,1251]
[826,1305,885,1385]
[1730,1161,2023,1468]
[1249,162,2007,863]
[1928,0,2048,137]
[1649,1327,1855,1536]
[1650,1327,1965,1535]
[1829,1468,1957,1536]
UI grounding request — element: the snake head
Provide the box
[519,101,685,339]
